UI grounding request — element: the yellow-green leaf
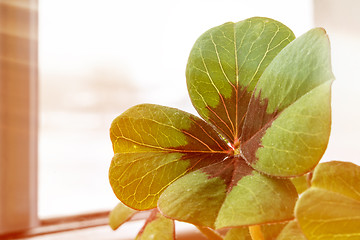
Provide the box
[291,173,311,195]
[261,222,288,240]
[136,210,174,240]
[109,104,228,210]
[276,221,307,240]
[110,104,229,154]
[109,202,137,230]
[311,161,360,201]
[224,222,288,240]
[295,161,360,239]
[224,227,252,240]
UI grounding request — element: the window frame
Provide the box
[0,0,39,234]
[1,0,338,239]
[0,2,166,239]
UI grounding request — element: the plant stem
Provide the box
[195,226,223,240]
[249,225,265,240]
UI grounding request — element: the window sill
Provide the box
[1,211,207,240]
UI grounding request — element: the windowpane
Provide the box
[314,0,360,166]
[38,0,313,218]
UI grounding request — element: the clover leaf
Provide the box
[135,209,174,240]
[109,17,334,230]
[295,161,360,239]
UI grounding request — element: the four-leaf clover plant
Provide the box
[107,17,343,239]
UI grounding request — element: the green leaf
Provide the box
[158,158,298,229]
[241,28,334,177]
[215,171,297,229]
[158,170,227,228]
[109,104,228,210]
[276,221,307,240]
[295,161,360,239]
[186,17,295,143]
[136,210,174,240]
[109,202,137,230]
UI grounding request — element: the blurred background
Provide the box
[38,0,360,219]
